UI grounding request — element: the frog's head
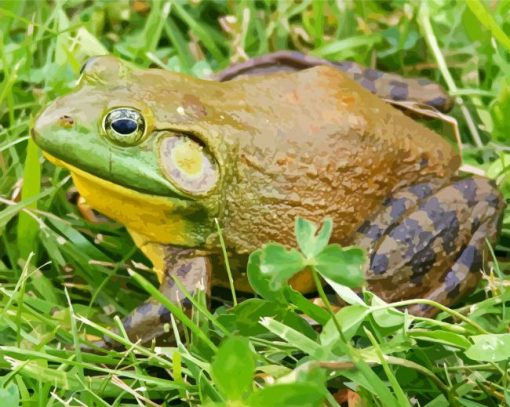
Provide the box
[32,56,228,247]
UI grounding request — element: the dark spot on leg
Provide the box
[471,248,483,273]
[458,245,482,272]
[389,217,435,263]
[440,215,460,253]
[166,277,175,289]
[137,302,154,316]
[444,271,460,299]
[182,298,193,309]
[177,263,192,278]
[486,193,502,209]
[158,306,171,323]
[420,197,443,226]
[426,96,447,110]
[358,221,384,241]
[410,247,436,284]
[390,219,415,241]
[360,78,377,93]
[471,217,480,235]
[371,253,389,275]
[408,183,433,200]
[388,197,409,220]
[421,197,459,235]
[363,68,384,81]
[389,80,409,100]
[453,179,477,205]
[391,218,421,242]
[420,198,460,253]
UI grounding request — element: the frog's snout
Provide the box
[32,100,75,147]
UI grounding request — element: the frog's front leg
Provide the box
[352,177,504,317]
[100,248,211,348]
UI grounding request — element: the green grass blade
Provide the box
[17,138,41,261]
[465,0,510,53]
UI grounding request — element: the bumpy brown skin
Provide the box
[213,65,462,255]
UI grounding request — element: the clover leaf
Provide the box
[247,217,366,297]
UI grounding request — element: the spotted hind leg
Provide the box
[352,177,504,317]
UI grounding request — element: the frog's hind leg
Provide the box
[352,177,504,317]
[100,249,211,348]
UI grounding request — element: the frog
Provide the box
[31,51,505,347]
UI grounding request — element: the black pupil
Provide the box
[111,119,138,135]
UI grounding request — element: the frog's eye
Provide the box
[103,108,146,146]
[160,135,219,195]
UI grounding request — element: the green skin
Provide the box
[32,53,504,347]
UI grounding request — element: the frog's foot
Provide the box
[97,252,211,350]
[214,50,453,112]
[353,177,505,317]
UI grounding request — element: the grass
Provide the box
[1,0,510,405]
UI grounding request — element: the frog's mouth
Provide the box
[43,152,179,207]
[43,152,206,247]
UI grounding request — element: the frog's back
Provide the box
[217,66,460,253]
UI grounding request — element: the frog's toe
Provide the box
[76,301,174,352]
[112,300,178,348]
[355,177,504,316]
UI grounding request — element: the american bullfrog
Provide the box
[32,51,504,346]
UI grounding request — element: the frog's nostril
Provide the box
[58,115,74,128]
